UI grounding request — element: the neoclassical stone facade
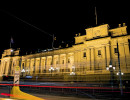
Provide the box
[0,23,130,82]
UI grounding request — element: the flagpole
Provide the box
[95,7,98,25]
[52,34,54,49]
[10,37,13,49]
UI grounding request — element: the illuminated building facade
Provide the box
[0,23,130,82]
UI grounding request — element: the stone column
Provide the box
[77,51,81,74]
[29,59,31,75]
[66,54,69,73]
[2,61,6,75]
[64,54,66,73]
[45,57,47,73]
[36,58,40,74]
[46,57,50,72]
[35,59,37,74]
[0,61,3,76]
[11,60,14,76]
[74,51,78,73]
[5,61,10,76]
[44,57,46,72]
[87,48,91,70]
[40,58,43,74]
[118,43,127,72]
[59,55,61,73]
[102,46,107,70]
[106,44,111,67]
[91,48,95,71]
[30,59,33,75]
[57,55,60,73]
[34,58,36,74]
[39,57,42,74]
[124,42,130,70]
[24,59,27,76]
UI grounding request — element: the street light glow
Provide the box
[11,49,13,52]
[109,65,112,68]
[21,69,25,72]
[70,72,75,75]
[113,67,115,70]
[106,67,109,70]
[121,73,124,75]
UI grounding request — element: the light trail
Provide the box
[0,83,119,89]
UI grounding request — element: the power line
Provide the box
[95,7,98,25]
[0,9,53,37]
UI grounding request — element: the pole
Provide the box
[117,42,123,95]
[95,7,98,25]
[52,34,54,49]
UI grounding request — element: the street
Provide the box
[0,86,93,100]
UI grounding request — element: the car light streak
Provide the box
[0,84,119,90]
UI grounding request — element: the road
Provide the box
[0,81,129,100]
[0,80,112,87]
[0,87,93,100]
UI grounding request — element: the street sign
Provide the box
[14,66,20,85]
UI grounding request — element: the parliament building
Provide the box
[0,23,130,83]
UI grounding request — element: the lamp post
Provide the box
[21,69,25,77]
[117,69,123,95]
[106,60,115,89]
[117,42,123,95]
[49,67,54,76]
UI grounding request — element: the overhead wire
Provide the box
[0,9,53,37]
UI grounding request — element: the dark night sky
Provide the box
[0,0,129,56]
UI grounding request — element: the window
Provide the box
[98,50,101,55]
[68,59,70,63]
[114,48,118,53]
[83,52,86,57]
[62,60,64,64]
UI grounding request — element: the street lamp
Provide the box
[117,72,124,76]
[21,69,25,77]
[106,60,115,89]
[70,72,75,75]
[116,42,123,95]
[49,67,54,76]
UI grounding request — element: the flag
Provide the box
[10,37,14,48]
[11,37,14,44]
